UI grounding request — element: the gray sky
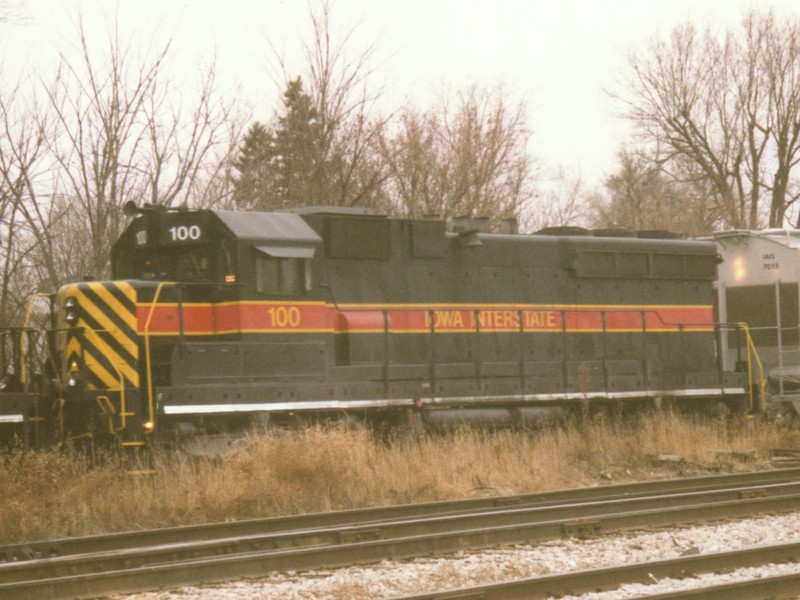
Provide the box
[3,0,799,189]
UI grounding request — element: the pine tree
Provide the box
[232,78,328,210]
[231,122,275,209]
[274,77,326,206]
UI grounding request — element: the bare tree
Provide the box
[0,82,59,323]
[0,0,28,24]
[40,15,237,281]
[376,109,443,217]
[617,10,800,229]
[191,116,248,210]
[256,2,533,220]
[760,13,800,226]
[587,150,717,235]
[522,167,586,232]
[264,0,389,208]
[379,84,533,226]
[140,61,238,208]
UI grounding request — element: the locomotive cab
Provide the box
[112,205,236,285]
[53,204,325,445]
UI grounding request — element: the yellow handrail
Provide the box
[737,322,766,413]
[143,282,177,431]
[78,326,128,430]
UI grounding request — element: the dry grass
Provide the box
[2,411,800,544]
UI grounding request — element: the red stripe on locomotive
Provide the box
[136,302,714,335]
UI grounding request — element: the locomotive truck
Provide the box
[0,203,762,451]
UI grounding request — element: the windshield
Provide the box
[116,247,213,282]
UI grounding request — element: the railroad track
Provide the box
[3,468,800,599]
[392,541,800,599]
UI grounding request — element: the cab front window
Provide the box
[175,250,210,281]
[118,248,214,282]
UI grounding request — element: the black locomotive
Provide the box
[0,204,761,449]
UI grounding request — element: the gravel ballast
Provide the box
[122,512,800,599]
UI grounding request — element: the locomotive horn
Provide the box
[123,201,140,217]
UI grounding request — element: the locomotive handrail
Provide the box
[142,282,177,433]
[473,308,482,386]
[140,281,203,425]
[736,322,766,413]
[427,309,437,396]
[714,321,765,413]
[0,328,26,382]
[517,308,525,388]
[318,283,341,310]
[325,305,750,411]
[740,322,800,401]
[74,326,128,431]
[19,293,53,387]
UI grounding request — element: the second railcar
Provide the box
[709,229,800,416]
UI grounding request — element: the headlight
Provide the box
[67,367,84,389]
[64,296,78,326]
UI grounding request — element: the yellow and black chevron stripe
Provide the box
[63,282,140,390]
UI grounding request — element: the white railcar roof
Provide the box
[707,229,800,287]
[708,229,800,250]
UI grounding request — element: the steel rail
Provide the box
[390,541,800,599]
[0,474,800,583]
[3,467,799,562]
[3,481,800,598]
[4,479,800,584]
[642,571,800,599]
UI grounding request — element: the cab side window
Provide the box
[255,256,310,295]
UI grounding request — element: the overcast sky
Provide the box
[3,0,800,190]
